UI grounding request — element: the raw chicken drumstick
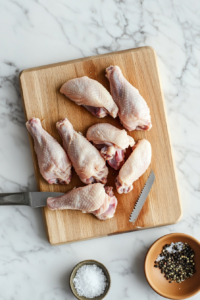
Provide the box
[106,66,152,131]
[86,123,135,170]
[56,118,108,184]
[26,118,72,184]
[60,76,118,118]
[47,183,118,220]
[115,139,152,194]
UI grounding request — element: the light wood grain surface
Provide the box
[20,47,182,245]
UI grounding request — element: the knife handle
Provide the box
[0,193,28,206]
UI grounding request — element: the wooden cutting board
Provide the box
[20,47,182,245]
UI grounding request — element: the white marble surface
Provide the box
[0,0,200,299]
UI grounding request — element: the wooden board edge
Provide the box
[150,49,183,220]
[19,76,41,191]
[20,70,52,240]
[49,233,109,246]
[110,219,183,235]
[48,217,183,246]
[19,46,152,74]
[19,74,28,121]
[41,208,51,243]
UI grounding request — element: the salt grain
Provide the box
[73,264,107,298]
[156,255,165,262]
[165,242,183,253]
[156,242,184,261]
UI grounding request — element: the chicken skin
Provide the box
[106,66,152,131]
[86,123,135,170]
[56,118,108,184]
[60,76,118,118]
[26,118,72,184]
[47,183,118,220]
[115,139,152,194]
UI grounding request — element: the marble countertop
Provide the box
[0,0,200,299]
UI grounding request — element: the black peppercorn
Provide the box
[154,242,195,284]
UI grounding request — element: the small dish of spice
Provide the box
[144,233,200,300]
[70,259,111,300]
[155,242,195,283]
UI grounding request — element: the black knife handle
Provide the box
[0,193,28,206]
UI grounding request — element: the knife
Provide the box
[0,192,65,208]
[129,171,155,223]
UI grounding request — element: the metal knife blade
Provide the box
[129,171,155,223]
[0,192,65,208]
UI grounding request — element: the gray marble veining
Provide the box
[0,0,199,299]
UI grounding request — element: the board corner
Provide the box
[144,46,157,57]
[174,206,183,224]
[19,69,27,82]
[41,207,53,244]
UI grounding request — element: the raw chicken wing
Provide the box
[115,139,152,194]
[106,66,152,131]
[86,123,135,170]
[26,118,72,184]
[47,183,118,220]
[60,76,118,118]
[56,118,108,184]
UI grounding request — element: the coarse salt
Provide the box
[165,242,183,253]
[73,264,107,298]
[156,255,165,262]
[156,242,184,261]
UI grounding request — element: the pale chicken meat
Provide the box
[106,66,152,131]
[115,139,152,194]
[56,118,108,184]
[47,183,118,220]
[86,123,135,170]
[60,76,118,118]
[26,118,72,184]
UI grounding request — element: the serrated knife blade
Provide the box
[129,171,155,223]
